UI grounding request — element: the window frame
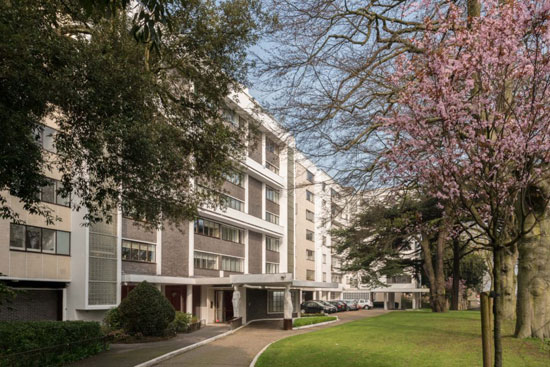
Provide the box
[306,230,314,241]
[265,262,280,274]
[9,223,71,256]
[265,211,280,224]
[266,236,280,252]
[121,239,156,263]
[221,255,244,273]
[265,186,280,204]
[305,209,314,222]
[306,249,315,261]
[306,169,314,182]
[306,190,314,202]
[194,251,219,270]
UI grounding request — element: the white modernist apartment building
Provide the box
[0,89,427,324]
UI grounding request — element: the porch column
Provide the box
[186,285,193,314]
[283,284,293,330]
[383,293,388,310]
[412,293,417,310]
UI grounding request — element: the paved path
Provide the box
[71,324,231,367]
[157,309,388,367]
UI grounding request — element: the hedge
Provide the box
[0,320,107,367]
[293,316,337,328]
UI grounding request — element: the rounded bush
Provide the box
[117,281,175,336]
[103,307,122,331]
[169,311,192,333]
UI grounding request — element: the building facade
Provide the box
[0,89,426,324]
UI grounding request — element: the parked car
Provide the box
[317,300,338,313]
[301,301,335,314]
[341,300,359,311]
[327,300,346,312]
[356,299,374,310]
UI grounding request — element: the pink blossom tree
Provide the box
[380,1,550,365]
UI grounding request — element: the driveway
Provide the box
[156,309,389,367]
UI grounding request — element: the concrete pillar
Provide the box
[412,293,417,310]
[186,285,193,314]
[383,293,388,310]
[232,285,241,319]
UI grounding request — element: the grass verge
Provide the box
[293,316,337,328]
[258,310,550,367]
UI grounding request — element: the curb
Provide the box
[133,325,246,367]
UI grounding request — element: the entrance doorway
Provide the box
[215,290,234,323]
[165,285,186,312]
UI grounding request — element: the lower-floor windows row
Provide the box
[122,240,156,263]
[194,251,243,272]
[267,290,300,313]
[9,223,70,255]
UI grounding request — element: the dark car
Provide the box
[316,300,338,313]
[301,300,335,314]
[327,300,346,312]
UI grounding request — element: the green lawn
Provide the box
[256,311,550,367]
[293,316,337,328]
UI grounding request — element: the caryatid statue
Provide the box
[232,285,241,319]
[284,284,293,319]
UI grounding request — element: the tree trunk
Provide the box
[495,244,517,321]
[493,246,504,367]
[515,210,550,339]
[420,225,448,313]
[451,239,461,310]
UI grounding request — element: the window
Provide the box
[122,240,156,263]
[306,230,314,241]
[9,223,70,255]
[223,108,239,127]
[195,218,220,238]
[39,178,70,207]
[267,290,284,313]
[266,262,279,274]
[332,274,342,283]
[222,256,243,272]
[265,161,279,174]
[322,236,327,246]
[195,218,244,244]
[323,254,327,264]
[223,195,244,212]
[331,188,339,198]
[266,236,280,252]
[223,170,244,187]
[266,186,280,203]
[306,270,315,281]
[35,125,57,153]
[266,211,279,224]
[221,225,244,244]
[306,169,314,182]
[266,138,279,155]
[322,182,326,191]
[323,272,327,282]
[307,249,314,261]
[194,251,218,270]
[306,209,314,222]
[306,190,314,202]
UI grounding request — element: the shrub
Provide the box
[0,320,106,367]
[168,311,192,333]
[117,281,175,336]
[293,316,336,328]
[103,307,122,331]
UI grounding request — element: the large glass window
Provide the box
[223,195,244,212]
[195,218,221,238]
[10,223,70,255]
[266,211,279,224]
[266,186,280,203]
[121,240,156,263]
[194,251,218,270]
[266,236,280,252]
[267,290,284,313]
[9,224,25,249]
[39,177,70,207]
[221,256,243,272]
[223,170,244,187]
[266,262,279,274]
[266,138,279,155]
[221,225,244,244]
